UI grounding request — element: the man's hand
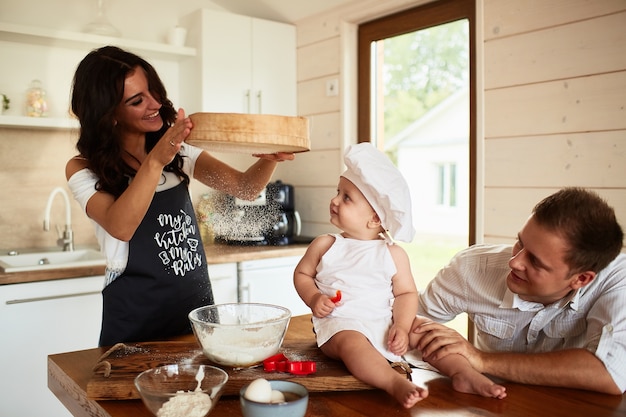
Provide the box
[412,320,622,394]
[413,321,484,371]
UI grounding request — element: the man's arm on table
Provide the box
[414,322,622,395]
[479,349,620,394]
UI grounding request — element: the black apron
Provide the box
[99,181,213,346]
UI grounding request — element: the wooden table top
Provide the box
[48,315,626,417]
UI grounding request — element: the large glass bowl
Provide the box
[189,303,291,368]
[134,364,228,417]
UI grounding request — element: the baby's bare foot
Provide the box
[391,378,429,408]
[451,372,507,399]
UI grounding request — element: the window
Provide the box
[357,0,476,243]
[436,162,458,207]
[358,0,476,339]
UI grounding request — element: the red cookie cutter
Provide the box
[262,353,316,375]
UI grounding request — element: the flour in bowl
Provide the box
[156,390,212,417]
[156,367,212,417]
[196,325,282,367]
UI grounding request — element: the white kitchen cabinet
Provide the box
[238,255,309,316]
[208,262,238,304]
[0,275,103,417]
[179,9,296,116]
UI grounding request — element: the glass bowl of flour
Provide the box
[135,364,228,417]
[189,303,292,368]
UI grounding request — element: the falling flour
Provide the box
[198,190,281,241]
[156,367,212,417]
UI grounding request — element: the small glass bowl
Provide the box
[134,364,228,417]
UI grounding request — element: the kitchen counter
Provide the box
[48,314,626,417]
[0,263,106,285]
[0,243,309,285]
[205,242,308,264]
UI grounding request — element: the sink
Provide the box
[0,249,106,273]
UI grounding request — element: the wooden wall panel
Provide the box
[483,187,626,241]
[483,0,625,40]
[295,0,430,46]
[296,185,339,237]
[275,150,341,187]
[307,112,342,151]
[297,14,342,47]
[483,0,626,248]
[485,131,626,188]
[485,71,626,138]
[485,11,626,89]
[297,37,341,81]
[298,76,341,115]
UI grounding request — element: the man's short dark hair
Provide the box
[533,187,623,273]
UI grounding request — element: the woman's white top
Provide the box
[67,143,203,287]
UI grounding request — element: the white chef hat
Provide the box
[341,142,415,242]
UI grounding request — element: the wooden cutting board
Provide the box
[87,340,372,400]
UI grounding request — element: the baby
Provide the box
[294,143,506,408]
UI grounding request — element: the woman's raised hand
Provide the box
[156,108,192,165]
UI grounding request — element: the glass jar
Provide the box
[25,80,48,117]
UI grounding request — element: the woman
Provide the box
[66,46,293,346]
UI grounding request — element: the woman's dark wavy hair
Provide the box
[71,46,189,198]
[533,187,624,274]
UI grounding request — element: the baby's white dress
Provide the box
[312,233,402,362]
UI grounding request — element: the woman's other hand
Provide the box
[252,152,295,162]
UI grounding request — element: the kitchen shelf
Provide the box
[0,115,79,130]
[0,21,196,60]
[0,22,197,130]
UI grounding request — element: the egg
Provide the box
[270,389,286,403]
[244,378,273,403]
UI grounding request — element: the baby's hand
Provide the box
[388,325,409,356]
[310,293,338,318]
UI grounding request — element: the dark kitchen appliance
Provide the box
[264,180,302,245]
[213,180,301,246]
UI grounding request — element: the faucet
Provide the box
[43,187,74,252]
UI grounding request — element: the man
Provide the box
[413,187,625,394]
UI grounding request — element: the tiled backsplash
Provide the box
[0,127,97,251]
[0,127,225,252]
